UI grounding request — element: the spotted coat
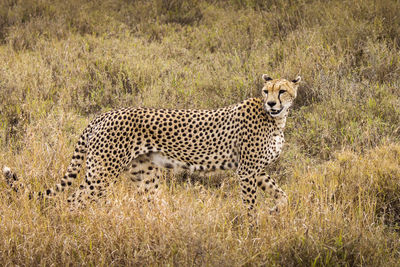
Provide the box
[3,75,301,213]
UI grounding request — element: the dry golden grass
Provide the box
[1,144,400,266]
[1,0,400,265]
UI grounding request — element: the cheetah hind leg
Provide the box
[66,153,124,209]
[66,170,113,209]
[124,155,161,201]
[255,173,288,214]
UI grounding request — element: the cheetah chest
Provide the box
[267,133,284,162]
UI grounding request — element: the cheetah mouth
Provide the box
[268,108,284,117]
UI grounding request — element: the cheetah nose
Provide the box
[267,101,277,107]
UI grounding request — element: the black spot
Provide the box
[165,163,174,169]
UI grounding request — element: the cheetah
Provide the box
[3,74,301,213]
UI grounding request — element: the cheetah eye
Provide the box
[279,90,286,95]
[263,90,268,94]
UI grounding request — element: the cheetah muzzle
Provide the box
[267,107,284,117]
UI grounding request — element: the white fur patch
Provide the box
[150,153,186,170]
[3,166,11,175]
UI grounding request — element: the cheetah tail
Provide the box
[2,131,88,200]
[2,166,23,193]
[41,131,89,198]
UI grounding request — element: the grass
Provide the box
[0,0,400,265]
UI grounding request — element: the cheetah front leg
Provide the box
[236,166,258,213]
[255,173,288,214]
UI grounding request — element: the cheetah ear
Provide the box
[262,74,273,82]
[292,76,301,84]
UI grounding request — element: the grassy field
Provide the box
[1,0,400,265]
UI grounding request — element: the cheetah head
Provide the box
[261,74,301,118]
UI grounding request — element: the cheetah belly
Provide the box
[149,151,238,173]
[150,152,187,172]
